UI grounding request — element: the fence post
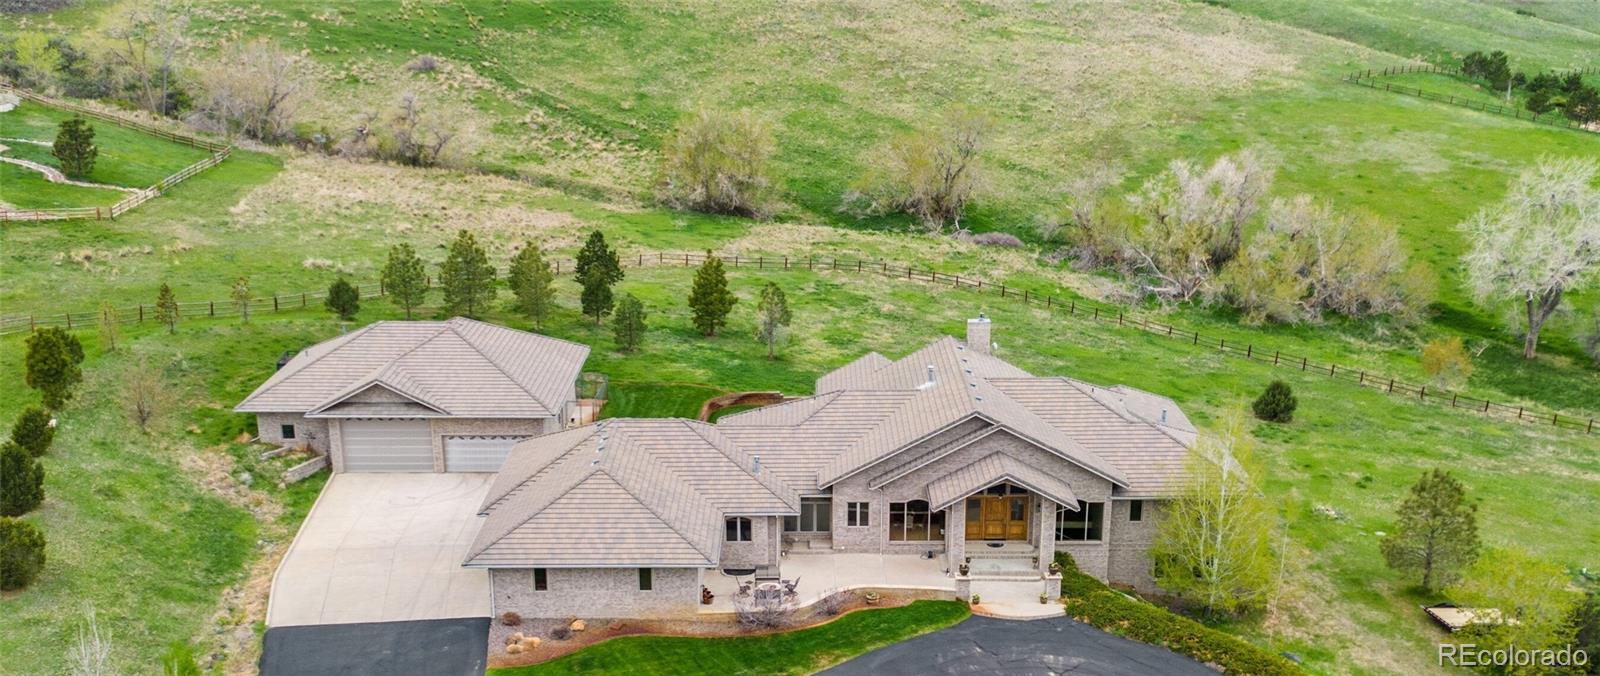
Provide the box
[138,305,143,323]
[274,295,279,312]
[65,313,71,330]
[1388,378,1394,393]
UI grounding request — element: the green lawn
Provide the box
[599,381,727,420]
[491,600,970,676]
[0,100,216,208]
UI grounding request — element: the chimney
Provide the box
[966,313,992,354]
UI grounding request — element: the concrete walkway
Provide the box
[701,552,955,614]
[267,474,493,626]
[822,615,1216,675]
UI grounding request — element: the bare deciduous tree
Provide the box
[192,39,309,141]
[340,91,468,168]
[122,357,176,433]
[658,108,775,217]
[847,106,991,233]
[67,604,113,676]
[105,0,188,116]
[1037,162,1124,267]
[1459,156,1600,359]
[1123,150,1272,301]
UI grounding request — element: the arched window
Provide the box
[725,517,753,542]
[889,500,945,541]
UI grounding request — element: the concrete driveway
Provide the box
[823,615,1215,675]
[267,474,493,627]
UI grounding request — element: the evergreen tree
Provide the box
[0,442,44,517]
[508,241,557,330]
[574,230,623,287]
[1251,380,1297,423]
[325,278,360,320]
[1380,470,1480,590]
[1525,88,1554,115]
[580,266,615,326]
[612,294,647,352]
[754,282,792,359]
[24,327,84,410]
[9,407,54,457]
[0,517,46,591]
[381,243,429,320]
[688,252,736,336]
[52,116,97,179]
[154,283,180,334]
[231,276,251,323]
[439,230,496,318]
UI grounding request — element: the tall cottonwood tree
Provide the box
[381,243,428,320]
[688,252,736,336]
[439,231,496,318]
[1379,470,1480,590]
[1448,548,1582,655]
[754,282,792,359]
[1459,157,1600,359]
[1152,408,1276,616]
[508,242,556,330]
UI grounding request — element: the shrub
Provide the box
[549,626,571,641]
[1055,553,1299,675]
[0,442,45,516]
[1420,337,1474,388]
[1251,380,1297,423]
[964,231,1024,248]
[405,54,440,73]
[160,641,202,676]
[499,611,522,627]
[338,91,470,168]
[0,517,46,591]
[658,108,775,217]
[9,406,54,457]
[325,278,360,320]
[846,105,992,233]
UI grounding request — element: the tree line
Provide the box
[1459,50,1600,124]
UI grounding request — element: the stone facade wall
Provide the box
[1105,499,1161,593]
[490,567,703,619]
[256,413,330,453]
[429,418,551,472]
[720,515,779,568]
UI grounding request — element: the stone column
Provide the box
[1036,497,1056,575]
[946,504,965,575]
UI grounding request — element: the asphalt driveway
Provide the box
[267,473,493,626]
[823,614,1216,675]
[261,618,488,676]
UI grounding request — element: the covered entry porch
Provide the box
[931,453,1082,579]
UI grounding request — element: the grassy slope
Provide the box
[492,600,970,676]
[0,100,215,208]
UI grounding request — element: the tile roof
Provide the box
[928,452,1081,512]
[235,317,590,419]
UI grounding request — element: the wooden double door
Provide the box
[964,490,1030,541]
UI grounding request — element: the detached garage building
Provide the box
[237,317,590,473]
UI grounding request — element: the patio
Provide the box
[700,552,956,614]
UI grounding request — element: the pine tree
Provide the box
[0,517,46,591]
[325,278,361,320]
[9,407,54,457]
[231,276,251,323]
[154,283,180,334]
[52,116,97,179]
[97,300,120,352]
[25,327,84,410]
[754,282,792,359]
[1380,469,1480,590]
[612,294,647,352]
[0,442,44,517]
[439,230,496,318]
[574,230,623,287]
[508,241,556,330]
[1251,380,1297,423]
[381,243,429,320]
[580,266,615,326]
[688,252,736,336]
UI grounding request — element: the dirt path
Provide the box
[0,144,142,193]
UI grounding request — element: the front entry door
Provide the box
[965,493,1030,540]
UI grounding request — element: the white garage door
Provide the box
[341,419,434,472]
[444,436,529,473]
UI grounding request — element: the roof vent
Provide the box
[1160,408,1168,424]
[753,455,762,475]
[918,364,936,390]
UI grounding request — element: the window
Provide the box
[1129,500,1143,522]
[281,424,297,440]
[888,500,945,541]
[533,568,548,591]
[847,502,870,527]
[638,568,652,591]
[784,497,832,532]
[725,517,752,542]
[1055,501,1104,541]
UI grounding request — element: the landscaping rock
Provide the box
[569,619,586,632]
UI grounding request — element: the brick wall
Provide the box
[255,413,330,453]
[490,567,703,619]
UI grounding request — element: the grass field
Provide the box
[491,600,970,676]
[0,99,215,208]
[2,1,1599,674]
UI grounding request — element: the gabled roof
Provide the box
[235,317,590,419]
[466,419,799,568]
[928,452,1081,512]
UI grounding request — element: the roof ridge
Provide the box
[446,319,560,413]
[679,419,798,508]
[235,322,385,408]
[449,316,595,353]
[601,459,721,562]
[467,461,602,561]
